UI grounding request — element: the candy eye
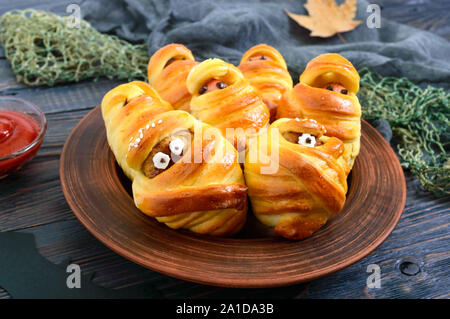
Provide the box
[198,85,207,94]
[169,138,185,156]
[340,89,348,95]
[216,81,227,89]
[298,133,316,147]
[260,55,266,60]
[153,152,170,169]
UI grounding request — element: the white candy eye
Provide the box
[169,138,185,156]
[298,133,316,147]
[153,152,170,169]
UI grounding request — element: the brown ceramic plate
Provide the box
[60,106,406,288]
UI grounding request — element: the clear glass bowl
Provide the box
[0,97,47,179]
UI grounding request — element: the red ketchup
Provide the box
[0,110,41,177]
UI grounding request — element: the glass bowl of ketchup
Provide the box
[0,97,47,179]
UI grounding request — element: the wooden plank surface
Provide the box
[0,0,449,299]
[376,0,450,41]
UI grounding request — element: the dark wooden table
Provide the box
[0,0,449,299]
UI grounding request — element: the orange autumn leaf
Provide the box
[286,0,362,38]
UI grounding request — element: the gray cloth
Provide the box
[368,118,392,142]
[81,0,450,89]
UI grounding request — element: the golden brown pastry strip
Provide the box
[136,183,248,217]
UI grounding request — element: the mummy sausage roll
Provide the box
[244,118,349,240]
[186,58,270,151]
[238,44,293,122]
[101,81,248,236]
[147,44,199,112]
[277,53,361,168]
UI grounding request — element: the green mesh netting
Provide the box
[0,10,448,195]
[358,69,449,196]
[0,9,148,86]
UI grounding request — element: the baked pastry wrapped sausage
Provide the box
[147,43,198,112]
[244,117,349,240]
[101,81,248,236]
[186,58,270,151]
[277,53,361,167]
[238,44,293,122]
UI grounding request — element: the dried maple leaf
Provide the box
[286,0,362,38]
